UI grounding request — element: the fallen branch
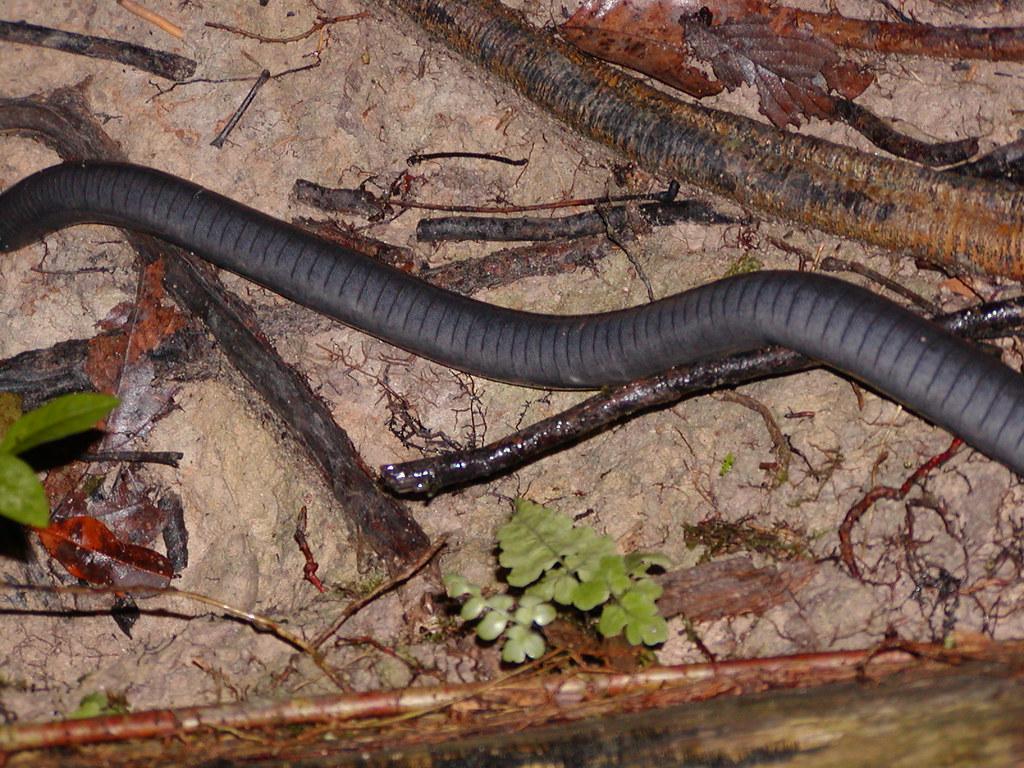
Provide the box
[0,639,1019,760]
[380,297,1024,495]
[380,0,1024,278]
[0,19,195,80]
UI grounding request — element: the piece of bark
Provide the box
[656,556,818,621]
[0,85,430,571]
[0,334,117,411]
[0,324,208,411]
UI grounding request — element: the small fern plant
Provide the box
[444,498,669,663]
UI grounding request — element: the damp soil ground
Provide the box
[1,0,1023,726]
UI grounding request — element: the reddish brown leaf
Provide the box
[36,515,173,590]
[562,0,872,128]
[127,260,187,365]
[542,618,645,672]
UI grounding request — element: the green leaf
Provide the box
[443,574,480,598]
[551,571,580,604]
[497,499,576,586]
[518,594,546,609]
[476,611,509,641]
[572,556,633,610]
[561,526,617,580]
[0,453,49,527]
[572,579,610,611]
[513,604,536,625]
[627,577,663,602]
[0,393,118,456]
[597,583,668,647]
[623,551,672,577]
[531,602,557,626]
[597,603,628,638]
[460,596,487,621]
[625,615,669,646]
[598,555,631,596]
[68,691,129,720]
[526,568,579,605]
[487,594,515,612]
[719,451,736,477]
[502,625,546,663]
[524,572,554,601]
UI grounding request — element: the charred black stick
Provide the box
[0,335,109,410]
[211,69,271,149]
[293,180,389,218]
[295,177,679,217]
[951,138,1024,184]
[79,450,184,467]
[380,297,1024,495]
[407,150,527,166]
[415,200,735,243]
[297,216,617,295]
[0,20,196,81]
[830,98,978,168]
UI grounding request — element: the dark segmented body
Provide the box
[1,162,1022,473]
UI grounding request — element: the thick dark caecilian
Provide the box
[2,162,1023,474]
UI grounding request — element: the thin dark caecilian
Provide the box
[2,162,1023,474]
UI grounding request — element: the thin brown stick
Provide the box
[718,391,791,487]
[0,581,316,656]
[117,0,184,39]
[294,506,326,593]
[312,536,447,650]
[774,5,1024,62]
[388,188,675,215]
[820,255,939,314]
[205,12,367,44]
[211,69,271,148]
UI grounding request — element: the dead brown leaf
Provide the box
[682,9,871,127]
[563,0,871,128]
[36,515,173,589]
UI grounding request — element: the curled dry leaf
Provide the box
[36,515,173,590]
[563,0,872,128]
[683,10,872,128]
